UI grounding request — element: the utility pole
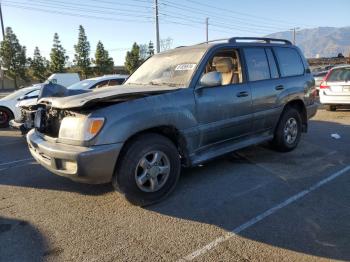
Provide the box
[205,17,209,43]
[0,2,4,40]
[290,27,300,45]
[154,0,160,53]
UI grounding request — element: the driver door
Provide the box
[194,48,253,147]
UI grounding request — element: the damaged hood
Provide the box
[37,85,181,109]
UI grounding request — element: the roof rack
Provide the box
[195,37,292,46]
[229,37,292,45]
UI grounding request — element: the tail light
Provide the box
[319,82,329,89]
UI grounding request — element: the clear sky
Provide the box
[1,0,349,65]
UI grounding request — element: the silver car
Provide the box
[319,65,350,111]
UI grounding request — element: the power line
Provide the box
[2,3,154,23]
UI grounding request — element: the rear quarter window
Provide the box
[274,47,304,77]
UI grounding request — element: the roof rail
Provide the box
[229,37,292,45]
[196,38,229,45]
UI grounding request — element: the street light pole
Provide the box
[0,2,5,90]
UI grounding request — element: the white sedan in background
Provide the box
[319,65,350,111]
[0,85,41,127]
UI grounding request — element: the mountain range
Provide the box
[267,27,350,58]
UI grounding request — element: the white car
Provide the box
[10,75,128,132]
[67,74,128,90]
[0,85,41,127]
[319,65,350,111]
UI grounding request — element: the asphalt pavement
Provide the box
[0,108,350,262]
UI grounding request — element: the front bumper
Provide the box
[27,129,123,184]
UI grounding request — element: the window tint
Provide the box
[244,48,270,81]
[108,79,125,86]
[25,89,40,98]
[265,49,279,79]
[274,47,304,77]
[92,80,109,89]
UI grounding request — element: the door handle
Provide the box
[275,85,284,91]
[236,91,249,97]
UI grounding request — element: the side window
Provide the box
[243,48,270,81]
[202,48,243,86]
[91,80,109,89]
[265,48,279,79]
[108,79,124,86]
[25,89,40,98]
[274,47,304,77]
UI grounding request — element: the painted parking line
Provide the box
[180,165,350,261]
[0,158,33,167]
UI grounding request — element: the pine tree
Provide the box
[148,41,155,57]
[74,25,91,78]
[94,41,114,75]
[29,47,47,82]
[125,42,142,74]
[0,27,27,89]
[50,33,67,73]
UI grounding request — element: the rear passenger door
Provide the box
[243,47,283,133]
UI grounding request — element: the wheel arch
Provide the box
[114,125,190,178]
[278,99,307,133]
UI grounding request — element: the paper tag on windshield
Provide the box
[175,64,196,71]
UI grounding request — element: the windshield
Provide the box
[68,79,98,90]
[125,48,206,87]
[328,68,350,82]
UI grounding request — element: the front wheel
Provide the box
[113,133,181,206]
[272,108,302,152]
[0,108,13,128]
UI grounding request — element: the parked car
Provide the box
[313,71,328,91]
[0,85,41,128]
[319,65,350,111]
[26,37,317,206]
[10,75,128,133]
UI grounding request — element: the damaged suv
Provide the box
[27,37,317,206]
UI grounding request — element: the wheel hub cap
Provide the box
[284,117,298,144]
[135,151,171,193]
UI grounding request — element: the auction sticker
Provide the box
[175,64,196,71]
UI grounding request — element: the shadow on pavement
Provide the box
[1,119,350,260]
[0,217,47,261]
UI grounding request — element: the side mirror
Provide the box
[199,71,222,88]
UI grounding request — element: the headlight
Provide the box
[58,116,105,141]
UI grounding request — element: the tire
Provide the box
[272,107,302,152]
[113,133,181,206]
[326,105,336,111]
[0,107,14,128]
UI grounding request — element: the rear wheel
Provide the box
[113,133,181,206]
[326,105,336,111]
[272,108,302,152]
[0,108,13,128]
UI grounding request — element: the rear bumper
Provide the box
[319,92,350,105]
[27,129,123,184]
